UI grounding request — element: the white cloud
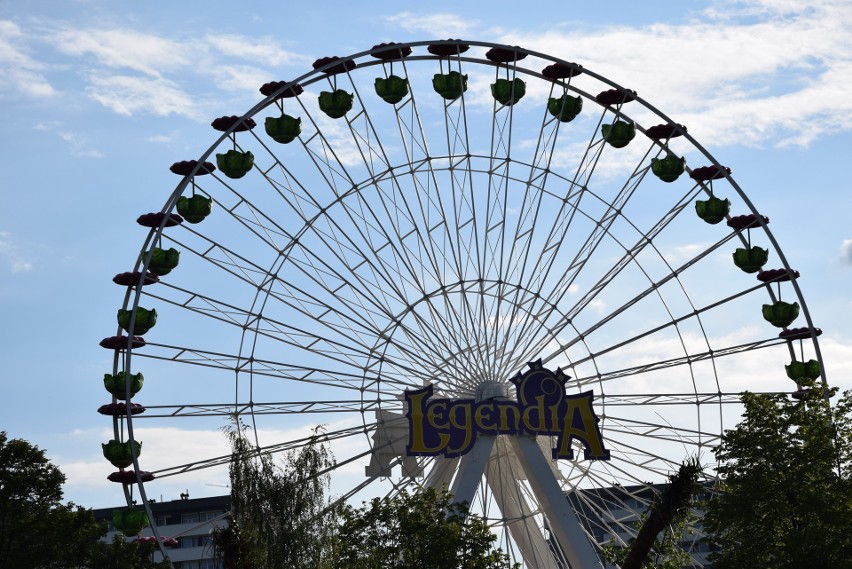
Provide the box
[0,20,56,98]
[841,239,852,266]
[384,12,477,37]
[587,298,607,314]
[498,1,852,148]
[147,133,175,144]
[34,121,104,158]
[819,335,852,392]
[38,27,312,117]
[663,243,710,265]
[53,28,191,78]
[57,419,372,508]
[86,73,200,119]
[0,231,35,273]
[209,64,273,93]
[206,34,312,68]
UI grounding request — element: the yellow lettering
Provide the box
[554,392,610,460]
[427,401,448,430]
[406,388,449,454]
[522,395,548,433]
[498,403,521,433]
[474,403,497,432]
[447,402,474,454]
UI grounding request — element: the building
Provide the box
[567,483,715,568]
[94,494,230,569]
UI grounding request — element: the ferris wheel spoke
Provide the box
[502,163,660,371]
[132,343,410,393]
[158,228,273,290]
[495,83,578,375]
[210,212,477,369]
[136,399,373,419]
[510,102,614,301]
[603,438,692,480]
[281,103,443,311]
[434,63,493,360]
[492,170,652,372]
[534,149,655,307]
[160,225,469,369]
[602,415,721,448]
[561,278,770,377]
[387,128,486,366]
[533,228,745,369]
[597,391,758,406]
[520,190,707,369]
[480,103,521,369]
[330,72,453,299]
[150,420,373,479]
[575,335,782,390]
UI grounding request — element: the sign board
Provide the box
[405,360,610,460]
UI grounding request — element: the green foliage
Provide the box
[213,420,338,569]
[0,431,166,568]
[601,513,695,569]
[87,534,170,569]
[704,385,852,569]
[336,487,519,569]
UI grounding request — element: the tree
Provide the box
[336,486,519,569]
[213,420,338,569]
[601,459,702,569]
[601,513,694,569]
[704,382,852,569]
[0,431,167,568]
[88,534,171,569]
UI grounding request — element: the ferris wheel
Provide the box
[99,40,827,568]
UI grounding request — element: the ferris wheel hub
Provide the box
[475,381,511,402]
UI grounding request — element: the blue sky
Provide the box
[1,0,850,510]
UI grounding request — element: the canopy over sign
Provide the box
[405,360,610,460]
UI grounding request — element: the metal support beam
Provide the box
[511,436,603,569]
[450,434,496,506]
[486,438,561,569]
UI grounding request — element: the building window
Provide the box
[181,535,211,548]
[201,510,223,521]
[182,513,200,524]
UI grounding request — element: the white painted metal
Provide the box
[450,434,497,506]
[511,436,603,569]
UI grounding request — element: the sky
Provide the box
[1,0,851,512]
